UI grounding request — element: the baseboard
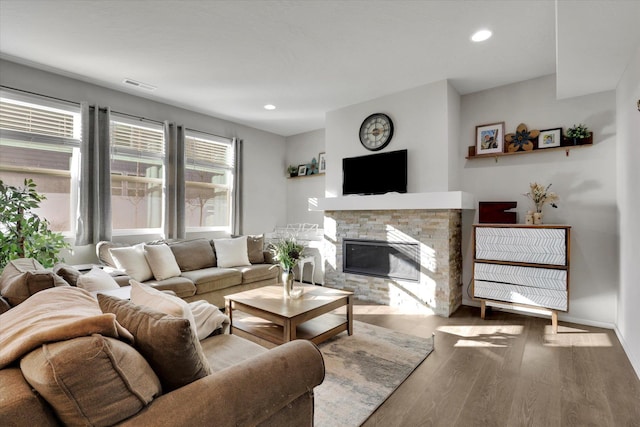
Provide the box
[614,326,640,380]
[461,299,616,329]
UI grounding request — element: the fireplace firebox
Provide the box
[343,239,420,282]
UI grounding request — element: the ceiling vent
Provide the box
[122,78,157,91]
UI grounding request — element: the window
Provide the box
[0,92,81,234]
[109,116,164,232]
[184,132,235,231]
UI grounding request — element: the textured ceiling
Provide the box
[1,0,638,136]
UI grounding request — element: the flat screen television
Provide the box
[342,149,407,195]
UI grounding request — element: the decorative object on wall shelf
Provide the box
[537,128,562,149]
[564,124,592,146]
[308,157,319,175]
[505,123,539,152]
[522,182,558,224]
[297,164,307,176]
[318,152,326,174]
[287,165,298,177]
[475,122,504,155]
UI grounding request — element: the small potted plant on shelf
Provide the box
[287,165,298,178]
[565,123,592,145]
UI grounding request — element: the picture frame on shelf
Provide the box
[297,164,307,176]
[318,152,326,174]
[537,128,562,149]
[475,122,505,155]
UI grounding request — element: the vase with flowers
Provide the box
[523,182,559,224]
[268,237,305,298]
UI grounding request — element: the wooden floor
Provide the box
[351,303,640,427]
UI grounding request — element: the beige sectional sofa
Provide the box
[0,284,325,426]
[96,236,281,307]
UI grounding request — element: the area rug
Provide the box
[314,320,434,427]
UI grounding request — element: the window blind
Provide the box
[111,121,164,155]
[185,135,234,168]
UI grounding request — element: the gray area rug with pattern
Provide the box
[314,320,434,427]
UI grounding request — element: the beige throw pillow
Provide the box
[97,294,212,392]
[110,243,154,282]
[76,267,120,292]
[21,335,161,427]
[213,236,251,268]
[144,244,181,280]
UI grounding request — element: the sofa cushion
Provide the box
[144,276,197,298]
[97,294,212,392]
[180,267,242,294]
[0,367,59,426]
[110,243,154,282]
[237,264,280,284]
[130,279,197,335]
[21,335,161,427]
[169,239,217,271]
[76,266,120,292]
[96,241,130,268]
[0,258,69,306]
[0,287,122,369]
[53,263,82,286]
[246,234,266,264]
[200,333,266,372]
[144,244,181,280]
[213,236,251,268]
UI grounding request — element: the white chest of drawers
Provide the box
[472,224,571,332]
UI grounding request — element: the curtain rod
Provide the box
[107,109,164,126]
[184,126,233,142]
[0,85,80,107]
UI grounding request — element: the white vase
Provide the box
[282,270,293,298]
[533,212,543,225]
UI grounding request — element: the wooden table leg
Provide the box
[283,320,296,342]
[225,299,233,334]
[347,295,353,336]
[551,311,558,334]
[480,300,486,319]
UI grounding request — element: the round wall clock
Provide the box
[359,113,394,151]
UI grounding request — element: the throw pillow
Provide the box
[21,335,161,427]
[76,267,120,292]
[0,258,69,306]
[53,263,82,286]
[168,239,216,271]
[144,244,181,280]
[213,236,251,268]
[246,234,265,264]
[96,241,130,268]
[97,294,212,392]
[110,243,154,282]
[0,287,122,369]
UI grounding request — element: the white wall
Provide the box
[284,129,325,226]
[615,46,640,377]
[324,80,456,197]
[460,74,618,326]
[0,59,288,263]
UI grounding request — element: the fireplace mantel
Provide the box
[309,191,475,211]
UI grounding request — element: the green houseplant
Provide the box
[0,179,70,269]
[287,165,298,178]
[268,237,304,298]
[566,123,591,145]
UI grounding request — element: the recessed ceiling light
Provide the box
[264,104,276,110]
[471,29,492,42]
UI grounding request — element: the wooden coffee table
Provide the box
[224,285,353,348]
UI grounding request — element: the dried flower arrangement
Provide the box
[523,182,559,213]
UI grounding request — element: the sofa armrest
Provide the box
[118,339,324,427]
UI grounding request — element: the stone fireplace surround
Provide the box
[312,192,474,317]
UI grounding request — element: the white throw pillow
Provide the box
[110,243,154,282]
[129,280,198,337]
[76,267,120,292]
[188,300,229,340]
[144,244,181,281]
[213,236,251,268]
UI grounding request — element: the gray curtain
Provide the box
[75,104,112,245]
[233,138,243,235]
[164,122,186,240]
